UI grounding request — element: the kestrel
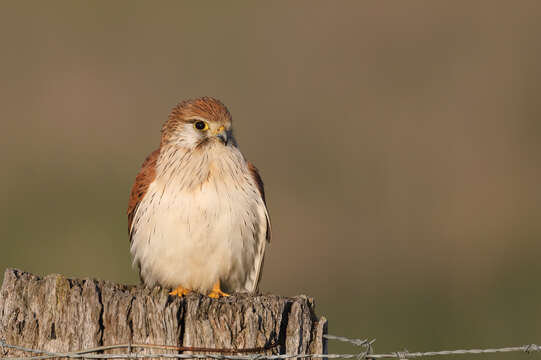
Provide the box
[127,97,271,298]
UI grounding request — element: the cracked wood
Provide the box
[0,269,327,359]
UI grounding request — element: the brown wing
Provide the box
[245,161,271,293]
[127,149,160,240]
[247,161,271,242]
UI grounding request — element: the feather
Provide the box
[127,149,159,240]
[245,161,271,293]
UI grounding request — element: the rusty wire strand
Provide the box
[1,334,540,360]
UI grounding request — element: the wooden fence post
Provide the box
[0,268,327,359]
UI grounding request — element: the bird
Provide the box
[127,97,271,298]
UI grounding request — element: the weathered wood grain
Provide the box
[0,269,327,359]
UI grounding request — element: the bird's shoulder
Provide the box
[246,161,266,203]
[127,148,160,236]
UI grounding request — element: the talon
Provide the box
[208,280,230,299]
[169,285,191,297]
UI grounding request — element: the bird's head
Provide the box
[161,97,235,149]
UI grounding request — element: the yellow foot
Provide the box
[169,285,191,297]
[207,280,230,299]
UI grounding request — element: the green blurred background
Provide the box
[1,1,540,358]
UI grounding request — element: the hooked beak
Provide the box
[214,125,229,145]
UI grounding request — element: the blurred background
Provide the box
[1,1,540,358]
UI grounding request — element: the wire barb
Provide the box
[323,335,373,347]
[523,344,540,353]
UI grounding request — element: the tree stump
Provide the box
[0,268,327,359]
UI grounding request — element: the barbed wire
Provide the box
[1,334,540,360]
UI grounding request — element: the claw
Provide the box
[208,280,230,299]
[169,285,191,297]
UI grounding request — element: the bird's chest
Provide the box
[132,153,258,262]
[130,147,265,291]
[151,174,254,241]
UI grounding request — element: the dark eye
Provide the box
[194,121,208,131]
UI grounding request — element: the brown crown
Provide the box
[161,97,232,145]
